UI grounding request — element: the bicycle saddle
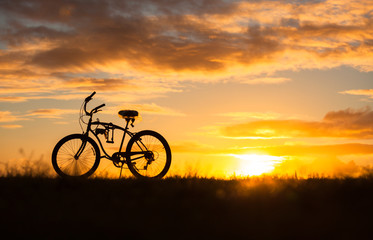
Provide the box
[118,110,139,119]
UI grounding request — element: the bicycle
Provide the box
[51,92,172,179]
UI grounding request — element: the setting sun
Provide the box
[231,154,284,176]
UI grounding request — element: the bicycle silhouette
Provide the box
[51,92,171,179]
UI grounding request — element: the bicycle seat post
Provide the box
[124,119,130,131]
[119,120,130,153]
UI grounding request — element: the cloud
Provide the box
[0,0,371,86]
[0,96,27,102]
[105,103,185,117]
[0,124,23,129]
[221,107,373,139]
[27,109,78,118]
[127,103,185,116]
[62,77,139,91]
[0,111,23,122]
[0,93,86,102]
[0,0,371,104]
[340,89,373,99]
[241,143,373,157]
[217,112,281,121]
[240,77,292,85]
[61,76,181,95]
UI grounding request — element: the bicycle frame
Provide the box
[89,118,131,160]
[72,92,154,171]
[81,115,149,163]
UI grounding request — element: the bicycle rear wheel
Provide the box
[126,130,171,179]
[52,134,100,178]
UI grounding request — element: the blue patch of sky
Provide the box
[279,0,326,5]
[109,1,160,18]
[19,0,36,8]
[0,12,9,49]
[160,29,208,44]
[64,71,137,81]
[140,3,161,16]
[160,30,182,39]
[349,41,361,48]
[17,18,73,32]
[364,39,373,46]
[110,8,132,18]
[0,40,6,50]
[363,10,373,19]
[280,18,300,28]
[1,4,71,32]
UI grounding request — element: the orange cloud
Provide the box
[0,111,23,122]
[217,112,281,121]
[246,143,373,157]
[0,0,371,73]
[240,77,292,85]
[0,124,23,129]
[105,103,185,117]
[63,77,139,91]
[0,0,372,102]
[0,93,87,102]
[221,107,373,139]
[26,109,78,118]
[340,89,373,99]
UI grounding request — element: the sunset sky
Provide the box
[0,0,372,178]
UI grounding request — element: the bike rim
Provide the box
[130,135,168,177]
[56,138,97,177]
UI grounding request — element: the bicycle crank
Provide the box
[112,152,126,168]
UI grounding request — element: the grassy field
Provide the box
[1,175,373,239]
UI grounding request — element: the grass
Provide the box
[1,174,373,239]
[2,155,373,239]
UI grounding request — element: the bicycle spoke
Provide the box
[128,132,170,178]
[54,137,98,177]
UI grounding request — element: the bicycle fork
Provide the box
[74,140,88,160]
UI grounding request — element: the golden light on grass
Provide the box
[231,154,284,176]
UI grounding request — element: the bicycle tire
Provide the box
[51,134,100,178]
[126,130,171,179]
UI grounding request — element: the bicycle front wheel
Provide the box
[51,134,100,178]
[126,130,171,179]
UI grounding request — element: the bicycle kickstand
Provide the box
[119,166,124,179]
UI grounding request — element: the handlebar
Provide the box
[85,91,96,102]
[92,104,106,114]
[83,92,105,116]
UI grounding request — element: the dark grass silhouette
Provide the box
[1,173,373,239]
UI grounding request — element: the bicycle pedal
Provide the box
[106,140,114,144]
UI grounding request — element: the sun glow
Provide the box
[231,154,284,176]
